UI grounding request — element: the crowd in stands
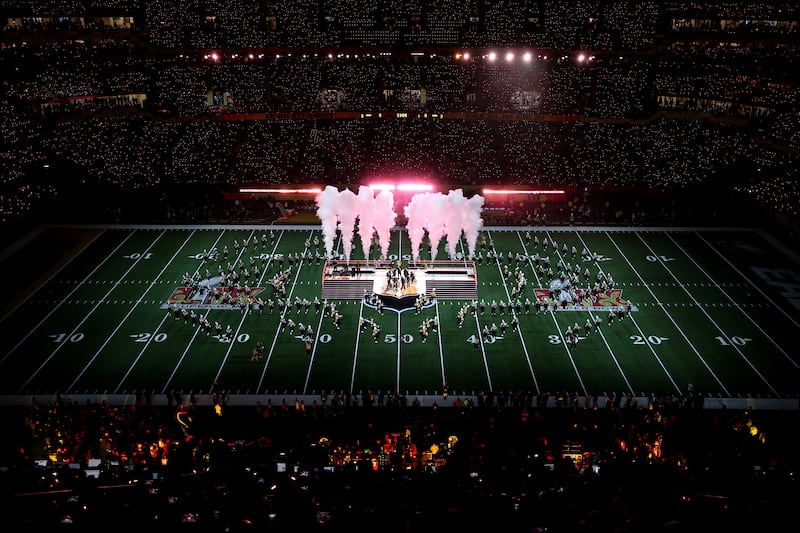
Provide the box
[0,7,800,243]
[2,110,794,233]
[3,390,796,531]
[0,2,798,528]
[0,1,798,239]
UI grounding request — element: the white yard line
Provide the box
[396,228,402,394]
[693,231,800,331]
[117,229,229,393]
[395,311,402,393]
[605,231,728,395]
[211,231,287,388]
[349,298,365,394]
[572,231,684,394]
[460,237,492,391]
[161,229,256,394]
[18,230,163,393]
[261,229,321,395]
[434,298,446,390]
[486,230,539,394]
[302,295,328,395]
[66,229,199,393]
[0,227,105,324]
[565,232,636,395]
[633,231,777,395]
[471,311,493,392]
[517,232,587,395]
[302,231,342,394]
[1,228,132,366]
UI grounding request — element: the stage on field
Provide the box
[321,259,478,304]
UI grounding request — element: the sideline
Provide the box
[0,392,795,411]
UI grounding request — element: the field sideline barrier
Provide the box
[0,393,796,410]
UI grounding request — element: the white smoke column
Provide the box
[315,185,341,259]
[403,193,427,261]
[373,189,396,260]
[462,193,485,259]
[336,188,358,262]
[426,192,449,260]
[445,189,467,259]
[356,186,376,259]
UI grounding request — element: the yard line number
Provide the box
[50,332,84,343]
[630,335,669,345]
[547,334,671,345]
[385,333,415,344]
[130,332,168,343]
[715,336,752,346]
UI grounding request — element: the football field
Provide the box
[0,224,798,408]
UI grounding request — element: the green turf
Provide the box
[0,224,797,401]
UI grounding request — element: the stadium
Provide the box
[0,1,798,531]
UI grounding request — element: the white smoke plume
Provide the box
[445,190,467,259]
[462,193,485,259]
[319,186,478,263]
[403,193,428,261]
[337,188,358,262]
[315,185,341,259]
[427,193,449,260]
[356,186,377,260]
[405,190,484,261]
[404,192,449,260]
[373,189,396,260]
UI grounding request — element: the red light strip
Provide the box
[239,187,322,194]
[368,183,435,192]
[482,189,566,195]
[396,184,434,191]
